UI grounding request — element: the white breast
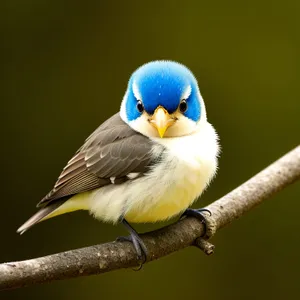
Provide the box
[87,121,219,224]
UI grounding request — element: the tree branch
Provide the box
[1,146,299,291]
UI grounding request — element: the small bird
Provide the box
[18,61,219,261]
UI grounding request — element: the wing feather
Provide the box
[38,113,163,207]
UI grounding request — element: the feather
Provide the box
[17,199,68,234]
[37,113,157,208]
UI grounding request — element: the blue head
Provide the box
[120,61,207,138]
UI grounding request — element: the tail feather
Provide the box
[17,199,67,234]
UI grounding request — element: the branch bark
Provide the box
[1,146,300,291]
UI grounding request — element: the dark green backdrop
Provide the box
[1,1,300,299]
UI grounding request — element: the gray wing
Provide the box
[38,113,162,207]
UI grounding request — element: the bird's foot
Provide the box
[181,208,214,238]
[117,219,148,269]
[181,208,216,254]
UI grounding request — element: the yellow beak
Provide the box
[150,106,175,138]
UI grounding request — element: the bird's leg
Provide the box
[181,208,212,237]
[117,219,148,265]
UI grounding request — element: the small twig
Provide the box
[194,238,215,255]
[0,146,299,291]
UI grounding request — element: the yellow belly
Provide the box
[124,197,192,223]
[124,168,203,223]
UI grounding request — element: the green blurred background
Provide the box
[1,1,300,299]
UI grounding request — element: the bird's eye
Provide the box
[136,100,144,113]
[179,99,188,113]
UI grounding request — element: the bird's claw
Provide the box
[117,219,148,269]
[116,234,148,266]
[181,208,212,237]
[181,207,211,220]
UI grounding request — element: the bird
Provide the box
[17,60,219,262]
